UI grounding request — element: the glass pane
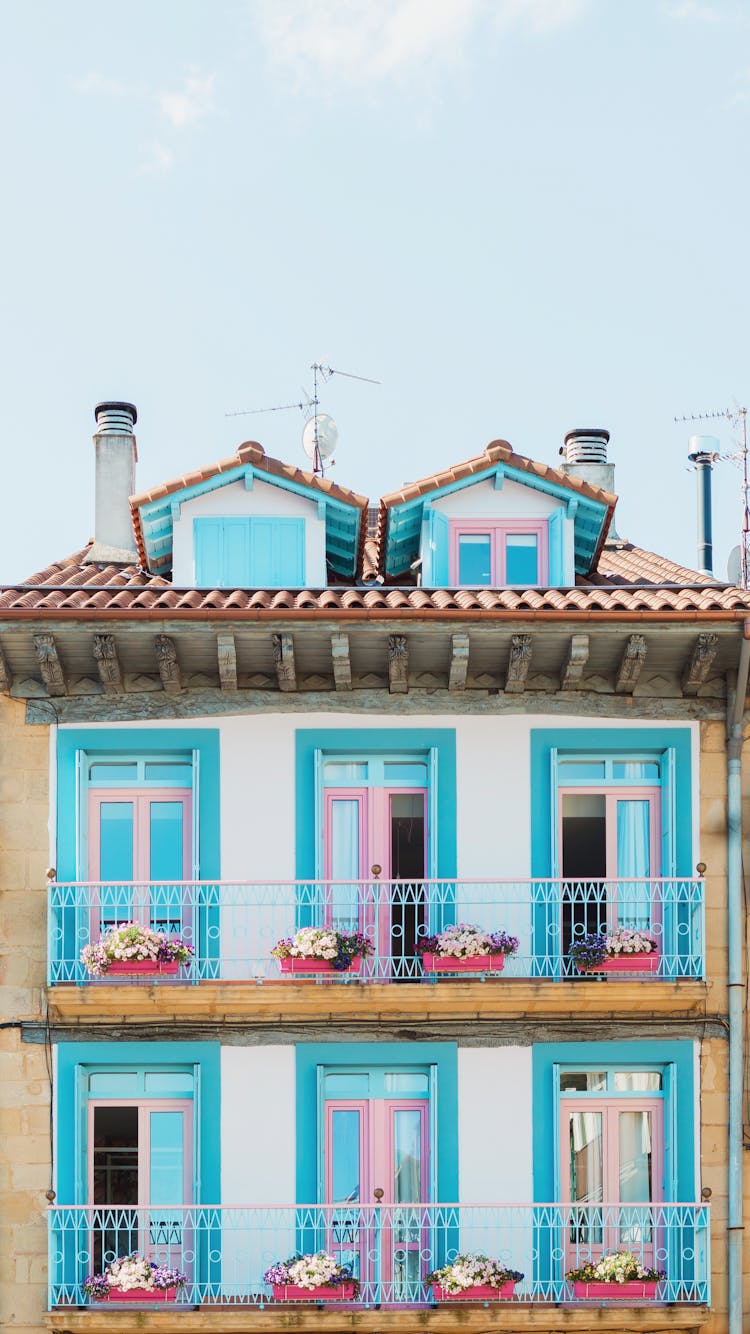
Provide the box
[390,796,425,879]
[323,1074,369,1098]
[144,763,192,784]
[558,761,606,780]
[384,1073,429,1094]
[383,762,428,784]
[149,1111,185,1205]
[458,533,492,584]
[150,803,185,881]
[93,1106,139,1205]
[393,1110,422,1203]
[612,761,660,781]
[323,763,368,784]
[88,1073,140,1095]
[614,1072,662,1092]
[331,1110,361,1203]
[561,794,607,878]
[99,804,134,881]
[144,1072,195,1094]
[329,800,360,931]
[569,1112,603,1202]
[618,1111,654,1245]
[560,1072,607,1092]
[617,800,652,929]
[505,533,538,584]
[90,763,139,783]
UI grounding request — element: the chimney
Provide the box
[83,401,139,565]
[688,434,717,577]
[561,428,619,541]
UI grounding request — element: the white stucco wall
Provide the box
[172,477,327,586]
[220,1045,297,1295]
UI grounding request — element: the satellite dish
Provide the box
[727,545,742,586]
[302,412,338,463]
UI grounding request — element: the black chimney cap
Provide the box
[95,401,138,425]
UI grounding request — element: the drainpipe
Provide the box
[726,619,750,1334]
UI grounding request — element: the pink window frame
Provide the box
[557,785,661,932]
[559,1095,664,1268]
[88,788,193,937]
[87,1097,194,1207]
[448,519,548,586]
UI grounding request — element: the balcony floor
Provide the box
[45,1303,711,1333]
[46,977,711,1025]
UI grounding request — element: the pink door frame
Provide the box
[88,788,193,936]
[559,1095,664,1269]
[557,785,661,933]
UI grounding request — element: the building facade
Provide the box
[1,403,749,1333]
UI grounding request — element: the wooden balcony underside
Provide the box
[46,978,711,1024]
[44,1302,711,1334]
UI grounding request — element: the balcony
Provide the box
[48,1201,710,1317]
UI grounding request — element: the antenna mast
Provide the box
[675,405,749,587]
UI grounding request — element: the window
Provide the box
[194,516,305,587]
[449,520,548,586]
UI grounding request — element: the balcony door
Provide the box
[324,1092,430,1301]
[560,1091,663,1270]
[88,787,192,937]
[87,1099,193,1272]
[323,785,427,977]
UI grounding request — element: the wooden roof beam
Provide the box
[615,634,647,694]
[331,633,352,691]
[560,633,589,690]
[505,633,531,694]
[93,634,123,694]
[154,634,182,694]
[682,631,719,696]
[216,632,238,691]
[388,635,409,694]
[33,633,66,696]
[449,633,470,691]
[272,633,297,692]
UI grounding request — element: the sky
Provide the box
[1,0,749,584]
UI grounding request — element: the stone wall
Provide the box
[0,696,50,1333]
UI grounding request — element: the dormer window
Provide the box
[450,520,548,586]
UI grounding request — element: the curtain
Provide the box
[616,799,650,928]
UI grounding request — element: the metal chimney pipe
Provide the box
[688,435,718,576]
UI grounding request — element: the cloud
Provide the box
[665,0,748,22]
[139,141,178,175]
[254,0,590,84]
[159,73,217,129]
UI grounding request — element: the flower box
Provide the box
[431,1280,517,1300]
[98,1287,178,1302]
[424,955,504,976]
[278,956,362,976]
[579,952,660,976]
[572,1279,659,1300]
[422,952,506,974]
[105,959,181,977]
[272,1282,357,1301]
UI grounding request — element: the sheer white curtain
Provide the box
[616,800,650,928]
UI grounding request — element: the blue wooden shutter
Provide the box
[428,510,450,586]
[222,519,251,585]
[548,508,565,585]
[661,747,677,875]
[194,519,224,585]
[249,518,305,585]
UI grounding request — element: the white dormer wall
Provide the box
[172,477,327,586]
[421,476,575,586]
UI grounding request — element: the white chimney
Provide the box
[83,401,139,565]
[560,427,620,541]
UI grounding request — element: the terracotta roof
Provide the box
[130,440,369,573]
[2,544,750,618]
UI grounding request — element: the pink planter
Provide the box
[421,953,506,974]
[432,1281,517,1301]
[580,952,660,976]
[278,956,362,976]
[572,1279,658,1300]
[104,959,181,977]
[271,1282,357,1301]
[98,1287,178,1302]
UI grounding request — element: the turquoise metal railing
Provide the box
[47,1201,710,1308]
[47,877,705,985]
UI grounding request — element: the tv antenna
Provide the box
[675,405,749,586]
[226,362,380,476]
